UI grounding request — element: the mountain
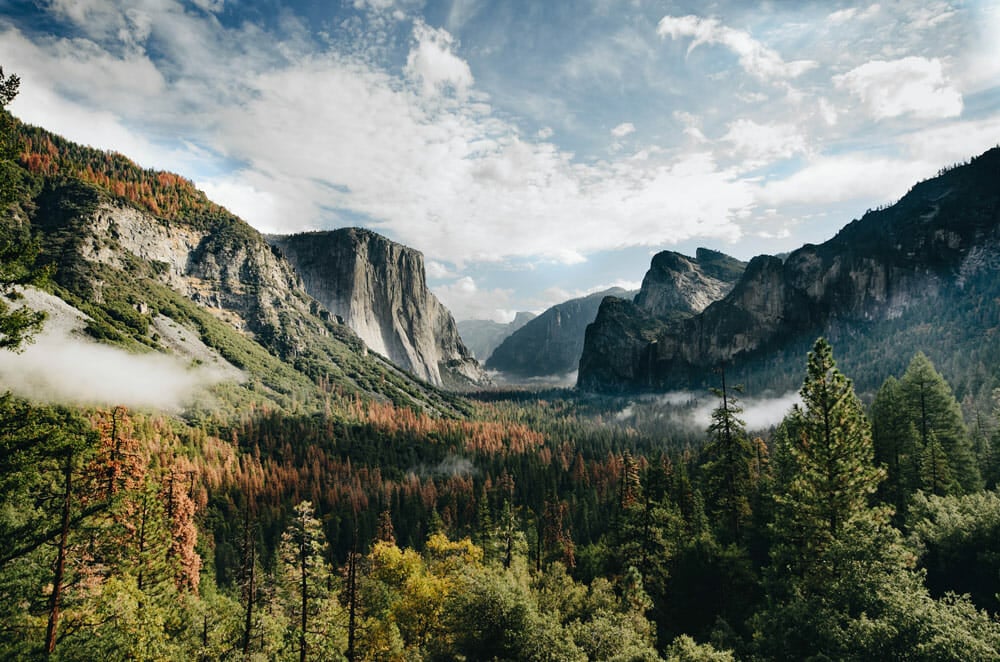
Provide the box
[486,288,633,379]
[577,147,1000,398]
[268,229,487,389]
[457,312,536,361]
[578,248,746,391]
[10,121,467,415]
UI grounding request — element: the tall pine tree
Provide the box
[900,352,981,493]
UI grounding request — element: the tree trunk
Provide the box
[45,452,74,655]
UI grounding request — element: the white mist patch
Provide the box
[485,369,578,388]
[0,289,243,410]
[689,391,801,432]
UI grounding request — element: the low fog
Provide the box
[614,390,801,434]
[0,290,240,411]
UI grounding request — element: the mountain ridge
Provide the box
[577,147,1000,397]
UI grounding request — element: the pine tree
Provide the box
[773,337,887,576]
[871,376,919,511]
[757,338,906,658]
[900,352,981,493]
[920,432,956,496]
[702,369,754,543]
[277,500,333,662]
[0,68,46,352]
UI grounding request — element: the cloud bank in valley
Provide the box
[0,290,239,410]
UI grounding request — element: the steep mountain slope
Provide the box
[486,288,633,378]
[578,248,746,391]
[268,229,487,389]
[578,147,1000,397]
[458,311,536,361]
[11,122,467,415]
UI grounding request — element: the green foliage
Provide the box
[901,352,982,493]
[772,338,887,574]
[701,379,754,543]
[0,69,46,351]
[907,489,1000,613]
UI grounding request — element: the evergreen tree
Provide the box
[773,338,887,571]
[0,67,46,351]
[277,500,336,662]
[871,375,919,511]
[900,352,981,493]
[920,432,956,496]
[701,371,754,543]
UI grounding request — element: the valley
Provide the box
[3,45,1000,661]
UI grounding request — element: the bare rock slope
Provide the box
[269,229,486,388]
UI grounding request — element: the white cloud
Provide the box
[657,15,817,81]
[536,126,554,139]
[196,177,279,226]
[425,260,455,279]
[833,56,963,120]
[827,5,880,25]
[404,20,474,98]
[758,155,935,207]
[611,122,635,137]
[721,118,807,165]
[433,276,515,322]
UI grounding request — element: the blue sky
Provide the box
[1,0,998,321]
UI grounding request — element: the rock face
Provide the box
[458,312,536,361]
[486,288,633,379]
[578,249,746,391]
[269,229,487,388]
[578,146,1000,393]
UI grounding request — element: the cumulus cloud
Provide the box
[404,20,474,98]
[722,118,807,166]
[657,15,817,81]
[611,122,636,137]
[433,276,515,322]
[833,56,963,120]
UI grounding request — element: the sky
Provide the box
[1,0,999,322]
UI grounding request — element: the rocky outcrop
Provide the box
[487,288,633,379]
[578,146,1000,393]
[458,312,536,361]
[634,248,746,318]
[269,229,487,388]
[59,197,324,355]
[577,248,746,392]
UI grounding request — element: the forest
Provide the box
[4,67,1000,660]
[4,335,1000,660]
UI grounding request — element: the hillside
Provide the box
[9,120,468,417]
[579,248,746,391]
[577,147,1000,401]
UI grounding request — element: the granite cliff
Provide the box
[269,229,487,389]
[578,249,745,391]
[577,147,1000,394]
[486,288,633,379]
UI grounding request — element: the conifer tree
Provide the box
[772,337,887,576]
[0,67,45,351]
[871,375,919,510]
[920,432,956,496]
[277,500,333,662]
[900,352,981,493]
[702,369,754,543]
